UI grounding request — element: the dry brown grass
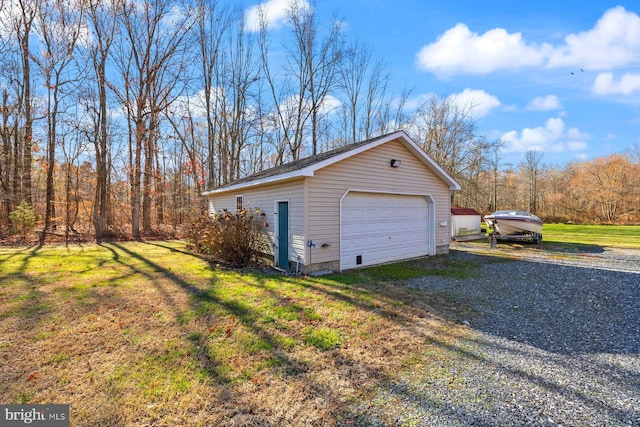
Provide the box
[0,241,470,426]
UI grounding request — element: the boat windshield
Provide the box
[492,210,532,216]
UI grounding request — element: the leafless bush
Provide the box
[186,209,270,266]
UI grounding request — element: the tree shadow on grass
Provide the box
[0,244,54,336]
[105,243,231,377]
[459,238,607,254]
[5,241,636,425]
[494,239,606,253]
[128,242,640,425]
[541,240,606,253]
[106,242,397,424]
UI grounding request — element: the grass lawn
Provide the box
[467,223,640,251]
[541,223,640,249]
[0,241,472,426]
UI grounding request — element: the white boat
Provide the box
[484,210,543,242]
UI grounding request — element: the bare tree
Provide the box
[543,165,566,220]
[287,3,343,155]
[110,0,196,238]
[83,0,118,240]
[0,38,20,226]
[410,95,476,177]
[10,0,39,207]
[337,41,369,143]
[487,148,502,212]
[365,59,396,137]
[407,95,500,205]
[410,98,475,173]
[211,5,259,184]
[196,0,231,188]
[60,104,90,243]
[625,144,640,220]
[165,102,205,202]
[35,0,85,241]
[578,155,633,222]
[259,2,343,161]
[626,143,640,164]
[522,150,544,214]
[375,85,409,135]
[336,41,392,143]
[257,8,290,165]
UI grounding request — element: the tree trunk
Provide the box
[131,120,144,240]
[142,124,154,233]
[20,24,33,206]
[94,59,110,240]
[42,85,57,243]
[155,141,164,225]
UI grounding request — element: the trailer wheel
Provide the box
[536,233,543,245]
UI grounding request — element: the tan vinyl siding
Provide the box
[208,179,306,262]
[207,136,453,271]
[306,139,451,264]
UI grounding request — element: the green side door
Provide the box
[277,202,289,268]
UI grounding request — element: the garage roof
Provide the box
[203,130,461,195]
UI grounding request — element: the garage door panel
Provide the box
[341,192,430,270]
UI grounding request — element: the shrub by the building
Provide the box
[186,208,269,266]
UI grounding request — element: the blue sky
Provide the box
[246,0,640,166]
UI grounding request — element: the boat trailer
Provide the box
[489,228,543,247]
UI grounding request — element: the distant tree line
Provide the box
[0,0,638,242]
[462,148,640,224]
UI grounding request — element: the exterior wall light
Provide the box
[390,159,402,168]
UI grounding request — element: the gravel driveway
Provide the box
[353,244,640,426]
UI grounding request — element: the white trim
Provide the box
[204,174,308,195]
[303,178,310,267]
[425,194,436,256]
[203,131,461,195]
[339,189,436,272]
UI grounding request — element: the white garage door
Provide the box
[341,192,431,270]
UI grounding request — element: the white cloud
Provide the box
[416,6,640,76]
[415,23,548,75]
[403,93,436,112]
[448,88,500,118]
[567,127,589,141]
[501,117,590,153]
[172,89,209,118]
[526,95,562,111]
[547,6,640,70]
[245,0,310,32]
[1,0,98,50]
[404,89,499,118]
[318,94,342,115]
[567,140,588,151]
[0,0,19,38]
[592,72,640,95]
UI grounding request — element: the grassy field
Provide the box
[467,223,640,252]
[1,224,636,424]
[541,223,640,249]
[0,241,472,426]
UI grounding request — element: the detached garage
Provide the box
[203,131,460,273]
